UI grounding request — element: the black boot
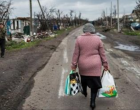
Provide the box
[90,89,97,110]
[90,94,96,110]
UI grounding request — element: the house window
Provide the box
[13,20,15,30]
[17,20,19,29]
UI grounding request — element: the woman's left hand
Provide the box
[104,65,109,71]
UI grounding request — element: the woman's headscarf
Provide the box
[83,23,95,34]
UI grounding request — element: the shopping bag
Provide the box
[70,72,83,95]
[98,70,118,98]
[64,71,73,95]
[65,71,83,96]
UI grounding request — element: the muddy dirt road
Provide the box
[18,27,140,110]
[0,27,76,110]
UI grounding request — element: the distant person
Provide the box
[53,24,58,31]
[71,23,109,110]
[0,22,6,58]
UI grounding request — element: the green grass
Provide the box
[6,40,41,51]
[44,27,73,40]
[55,27,72,35]
[124,31,140,36]
[6,27,74,51]
[55,29,66,35]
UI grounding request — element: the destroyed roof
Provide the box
[16,17,30,20]
[10,17,38,21]
[132,9,140,14]
[122,15,132,18]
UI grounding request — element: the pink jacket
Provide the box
[71,33,108,76]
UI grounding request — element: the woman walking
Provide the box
[71,23,108,110]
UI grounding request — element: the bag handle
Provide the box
[70,70,81,81]
[101,69,111,78]
[70,70,75,74]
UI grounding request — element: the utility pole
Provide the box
[111,1,112,28]
[37,0,49,29]
[106,8,108,26]
[34,12,36,34]
[117,0,120,32]
[29,0,33,36]
[37,0,45,19]
[123,9,126,28]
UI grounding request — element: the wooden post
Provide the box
[111,1,112,28]
[117,0,120,32]
[29,0,33,35]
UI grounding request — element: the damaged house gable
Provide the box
[10,17,39,35]
[131,9,140,21]
[10,17,30,34]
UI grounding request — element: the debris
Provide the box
[50,33,57,38]
[23,35,32,43]
[131,26,135,32]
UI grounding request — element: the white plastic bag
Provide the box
[98,70,118,98]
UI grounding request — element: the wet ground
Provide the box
[96,31,140,52]
[96,32,107,39]
[100,31,140,60]
[97,31,140,53]
[114,42,140,52]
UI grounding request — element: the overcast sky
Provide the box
[9,0,137,20]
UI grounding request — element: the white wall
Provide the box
[10,19,28,34]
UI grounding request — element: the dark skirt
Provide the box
[80,75,102,89]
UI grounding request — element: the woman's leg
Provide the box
[81,76,87,97]
[90,88,98,109]
[82,83,87,96]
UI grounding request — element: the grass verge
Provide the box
[6,40,41,51]
[123,30,140,37]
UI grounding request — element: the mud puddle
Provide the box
[96,33,106,39]
[115,42,140,52]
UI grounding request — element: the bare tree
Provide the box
[74,12,77,26]
[102,10,106,19]
[36,6,86,32]
[55,9,63,29]
[36,7,56,31]
[62,14,70,28]
[113,5,117,18]
[36,7,49,31]
[135,0,140,22]
[78,12,82,25]
[0,0,12,25]
[55,9,62,20]
[70,10,74,26]
[70,10,74,19]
